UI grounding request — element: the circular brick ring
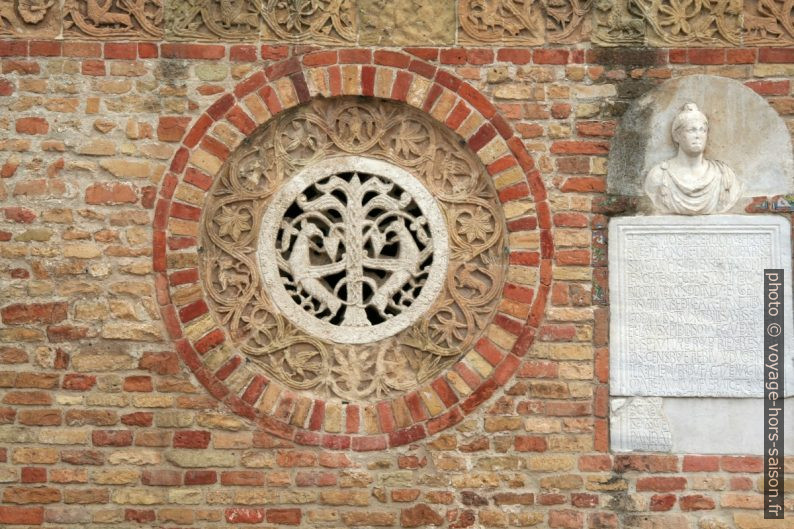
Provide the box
[153,50,553,451]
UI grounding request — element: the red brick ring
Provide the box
[153,49,553,451]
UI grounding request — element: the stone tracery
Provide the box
[200,97,508,401]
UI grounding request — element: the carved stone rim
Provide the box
[153,53,552,448]
[258,155,450,344]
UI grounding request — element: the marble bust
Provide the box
[644,102,743,215]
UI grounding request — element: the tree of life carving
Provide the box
[260,159,448,345]
[200,97,507,401]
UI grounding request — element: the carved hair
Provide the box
[671,102,708,142]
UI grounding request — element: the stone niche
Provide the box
[607,74,794,454]
[607,74,794,203]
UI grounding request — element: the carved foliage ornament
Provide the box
[64,0,163,39]
[0,0,59,36]
[200,98,507,402]
[459,0,592,43]
[743,0,794,44]
[167,0,356,42]
[592,0,740,45]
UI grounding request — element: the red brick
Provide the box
[16,117,48,135]
[497,48,532,64]
[184,470,217,485]
[162,44,225,60]
[401,504,443,527]
[339,49,371,64]
[636,476,687,492]
[1,302,67,325]
[721,455,763,472]
[206,93,235,120]
[745,80,790,96]
[92,430,132,447]
[303,50,337,66]
[173,430,211,449]
[374,50,410,68]
[141,469,181,486]
[682,455,719,472]
[760,48,794,63]
[63,42,101,58]
[121,412,152,427]
[440,48,466,65]
[0,506,44,524]
[650,494,676,511]
[18,409,61,426]
[62,374,96,391]
[727,48,757,64]
[104,43,136,60]
[125,509,155,523]
[551,140,609,155]
[226,508,265,524]
[21,467,46,483]
[85,182,137,205]
[680,494,716,511]
[261,45,289,60]
[29,41,61,57]
[221,471,265,486]
[123,376,152,392]
[515,436,547,452]
[157,116,192,142]
[138,42,157,58]
[267,508,301,525]
[688,49,725,64]
[230,44,257,62]
[549,509,584,529]
[81,59,105,76]
[534,49,569,64]
[179,299,208,323]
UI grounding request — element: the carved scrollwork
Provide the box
[634,0,741,45]
[64,0,163,39]
[458,0,593,43]
[167,0,355,42]
[0,0,59,36]
[544,0,592,42]
[459,0,546,43]
[200,98,507,401]
[260,0,357,43]
[743,0,794,45]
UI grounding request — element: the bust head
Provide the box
[671,102,708,156]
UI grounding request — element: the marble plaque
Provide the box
[610,215,793,398]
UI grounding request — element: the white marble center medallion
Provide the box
[258,156,449,344]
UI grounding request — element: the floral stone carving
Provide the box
[459,0,546,44]
[743,0,794,45]
[167,0,356,43]
[64,0,163,39]
[0,0,60,37]
[200,98,507,402]
[633,0,741,46]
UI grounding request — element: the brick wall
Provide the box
[0,34,792,529]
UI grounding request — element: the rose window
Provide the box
[200,97,507,401]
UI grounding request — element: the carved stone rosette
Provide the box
[199,97,507,402]
[64,0,163,39]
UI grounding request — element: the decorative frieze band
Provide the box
[0,0,789,45]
